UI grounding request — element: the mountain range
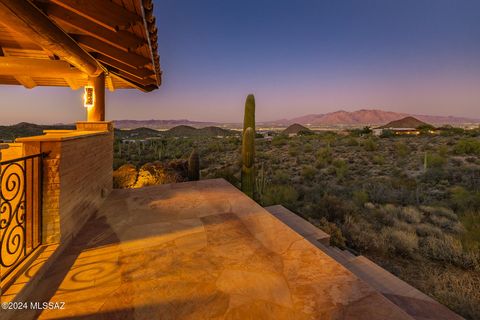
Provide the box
[268,109,479,126]
[112,110,478,129]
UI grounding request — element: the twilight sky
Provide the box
[1,0,480,124]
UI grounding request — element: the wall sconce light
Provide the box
[84,86,94,108]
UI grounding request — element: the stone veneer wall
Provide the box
[20,123,113,244]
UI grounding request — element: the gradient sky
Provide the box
[1,0,480,124]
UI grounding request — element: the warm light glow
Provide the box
[83,86,94,108]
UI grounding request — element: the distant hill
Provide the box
[114,119,218,129]
[166,125,235,137]
[282,123,313,135]
[270,109,479,126]
[114,127,163,140]
[379,117,429,129]
[0,122,75,141]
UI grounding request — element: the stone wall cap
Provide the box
[16,130,108,143]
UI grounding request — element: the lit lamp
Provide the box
[84,86,94,108]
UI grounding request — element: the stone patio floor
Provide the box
[8,179,414,319]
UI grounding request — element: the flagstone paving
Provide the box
[11,179,413,319]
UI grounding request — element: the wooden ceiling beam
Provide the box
[113,70,157,87]
[0,0,102,76]
[14,76,36,89]
[37,3,146,52]
[93,53,154,79]
[110,72,157,93]
[64,77,80,90]
[76,35,151,69]
[105,74,115,92]
[49,0,142,31]
[0,57,84,77]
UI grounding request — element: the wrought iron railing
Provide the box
[0,153,43,282]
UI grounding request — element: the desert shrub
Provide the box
[450,186,480,212]
[288,145,299,157]
[363,137,378,151]
[311,194,356,223]
[271,135,288,146]
[272,169,290,184]
[460,211,480,252]
[346,137,359,146]
[113,164,138,189]
[303,143,313,153]
[372,154,385,165]
[397,206,423,224]
[363,177,417,205]
[261,184,299,207]
[343,217,387,254]
[416,223,443,238]
[332,159,348,178]
[316,217,346,248]
[420,235,463,262]
[302,165,316,181]
[438,145,449,157]
[420,206,458,221]
[425,152,447,168]
[352,189,369,206]
[453,138,480,155]
[315,158,329,169]
[428,214,456,230]
[395,142,409,158]
[384,228,419,257]
[316,146,332,163]
[420,236,479,270]
[419,266,480,319]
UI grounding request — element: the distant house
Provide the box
[373,116,434,136]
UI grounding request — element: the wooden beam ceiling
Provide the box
[0,0,102,76]
[110,72,156,93]
[93,53,154,79]
[37,3,146,52]
[49,0,142,31]
[75,35,151,69]
[0,57,84,77]
[0,0,160,91]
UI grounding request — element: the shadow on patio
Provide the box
[6,179,413,320]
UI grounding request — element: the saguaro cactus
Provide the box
[188,149,200,181]
[241,127,255,197]
[243,94,256,133]
[424,151,428,171]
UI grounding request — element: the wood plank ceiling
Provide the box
[0,0,161,92]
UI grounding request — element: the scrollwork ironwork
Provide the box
[0,154,43,282]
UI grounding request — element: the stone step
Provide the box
[348,256,434,302]
[342,249,356,260]
[264,205,331,245]
[346,256,464,320]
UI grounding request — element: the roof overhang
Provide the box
[0,0,161,92]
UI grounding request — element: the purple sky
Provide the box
[1,0,480,125]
